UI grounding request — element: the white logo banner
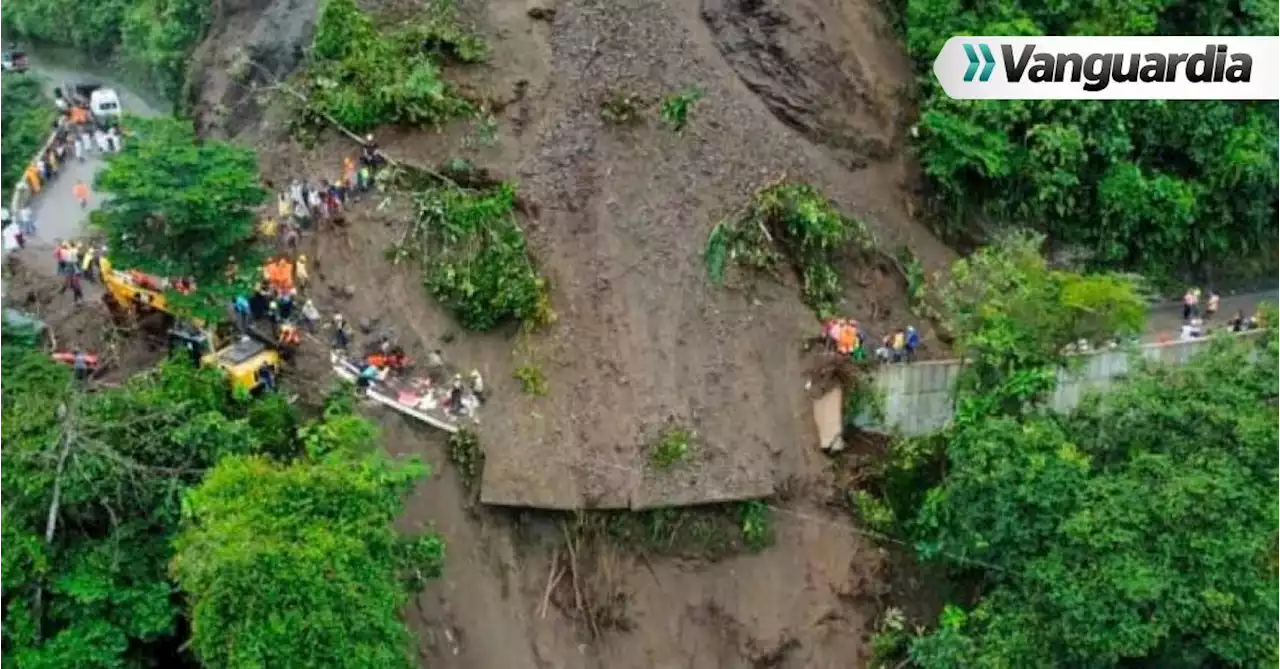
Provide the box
[933,36,1280,100]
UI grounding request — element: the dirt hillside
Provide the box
[215,0,950,510]
[186,0,954,664]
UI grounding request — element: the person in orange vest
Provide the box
[24,165,41,193]
[73,180,90,208]
[836,320,856,356]
[343,156,357,189]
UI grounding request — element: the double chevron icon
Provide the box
[962,43,997,82]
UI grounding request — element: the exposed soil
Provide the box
[187,0,320,138]
[3,253,166,383]
[186,0,958,664]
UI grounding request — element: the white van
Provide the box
[90,88,122,121]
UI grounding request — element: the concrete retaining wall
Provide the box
[864,334,1257,436]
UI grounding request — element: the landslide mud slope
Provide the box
[204,0,950,510]
[190,0,948,665]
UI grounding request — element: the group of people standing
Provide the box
[52,240,104,304]
[1178,287,1265,341]
[820,318,921,364]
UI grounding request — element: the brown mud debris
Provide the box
[175,0,957,665]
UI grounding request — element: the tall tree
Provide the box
[908,331,1278,668]
[936,231,1146,409]
[0,325,292,668]
[93,116,266,302]
[171,447,445,669]
[906,0,1279,284]
[1,76,55,194]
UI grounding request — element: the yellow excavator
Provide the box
[99,257,281,394]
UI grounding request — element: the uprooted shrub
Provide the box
[402,182,547,331]
[304,0,486,132]
[705,182,876,318]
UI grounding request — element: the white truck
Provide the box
[90,88,122,121]
[58,82,123,127]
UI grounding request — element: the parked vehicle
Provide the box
[1,50,29,73]
[60,81,123,126]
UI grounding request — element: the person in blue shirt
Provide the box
[905,326,920,361]
[256,364,276,392]
[233,295,251,331]
[357,363,379,395]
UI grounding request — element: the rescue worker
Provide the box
[233,295,252,331]
[447,374,466,415]
[301,298,320,332]
[80,245,97,282]
[469,369,486,404]
[331,314,351,351]
[278,191,293,220]
[1206,291,1220,320]
[294,255,309,289]
[836,321,855,356]
[73,349,89,380]
[357,362,379,395]
[19,204,35,237]
[24,163,41,193]
[343,156,357,189]
[64,244,80,275]
[278,292,295,321]
[905,326,920,361]
[1182,288,1198,321]
[267,300,281,326]
[278,322,301,362]
[890,329,906,363]
[73,180,90,209]
[256,364,277,392]
[61,271,83,304]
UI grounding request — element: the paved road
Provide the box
[3,58,163,254]
[1144,288,1278,340]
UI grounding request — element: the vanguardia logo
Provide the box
[962,44,996,82]
[934,37,1280,100]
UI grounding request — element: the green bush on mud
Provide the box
[412,182,544,331]
[660,87,703,133]
[649,425,694,470]
[307,0,484,131]
[513,363,548,396]
[448,428,484,490]
[705,182,876,319]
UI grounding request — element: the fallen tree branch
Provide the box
[538,547,563,619]
[242,59,460,189]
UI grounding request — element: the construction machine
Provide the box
[99,257,281,394]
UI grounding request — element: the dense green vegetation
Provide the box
[1,0,209,104]
[397,180,548,331]
[861,236,1277,668]
[303,0,484,132]
[93,116,266,314]
[907,0,1280,283]
[706,182,876,319]
[1,324,442,668]
[1,76,55,195]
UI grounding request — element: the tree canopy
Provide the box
[908,331,1278,668]
[906,0,1280,283]
[93,116,266,306]
[868,239,1278,668]
[172,453,445,669]
[1,323,442,669]
[2,76,55,195]
[1,0,208,104]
